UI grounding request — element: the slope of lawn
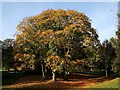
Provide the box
[84,78,119,88]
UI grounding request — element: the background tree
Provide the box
[0,40,2,69]
[109,14,120,76]
[100,40,116,77]
[116,14,120,75]
[2,38,14,72]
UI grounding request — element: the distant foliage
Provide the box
[2,39,14,71]
[114,14,120,75]
[109,14,120,76]
[102,40,116,77]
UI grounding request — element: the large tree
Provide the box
[15,9,99,81]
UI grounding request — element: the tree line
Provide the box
[1,9,120,81]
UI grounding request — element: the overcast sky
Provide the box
[1,2,118,42]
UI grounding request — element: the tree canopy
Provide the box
[14,9,100,80]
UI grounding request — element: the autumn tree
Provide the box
[15,9,99,81]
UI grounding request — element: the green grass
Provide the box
[85,78,119,88]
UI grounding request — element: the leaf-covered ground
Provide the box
[2,73,118,90]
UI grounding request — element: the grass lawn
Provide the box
[2,72,119,90]
[82,77,119,89]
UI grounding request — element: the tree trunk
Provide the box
[64,71,69,81]
[90,67,93,71]
[105,69,108,77]
[105,64,108,77]
[8,68,10,72]
[64,74,68,81]
[14,68,17,74]
[6,67,9,72]
[41,64,46,79]
[52,72,56,81]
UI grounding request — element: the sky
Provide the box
[1,2,118,42]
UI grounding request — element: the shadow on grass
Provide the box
[2,70,45,86]
[2,71,25,85]
[2,71,118,90]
